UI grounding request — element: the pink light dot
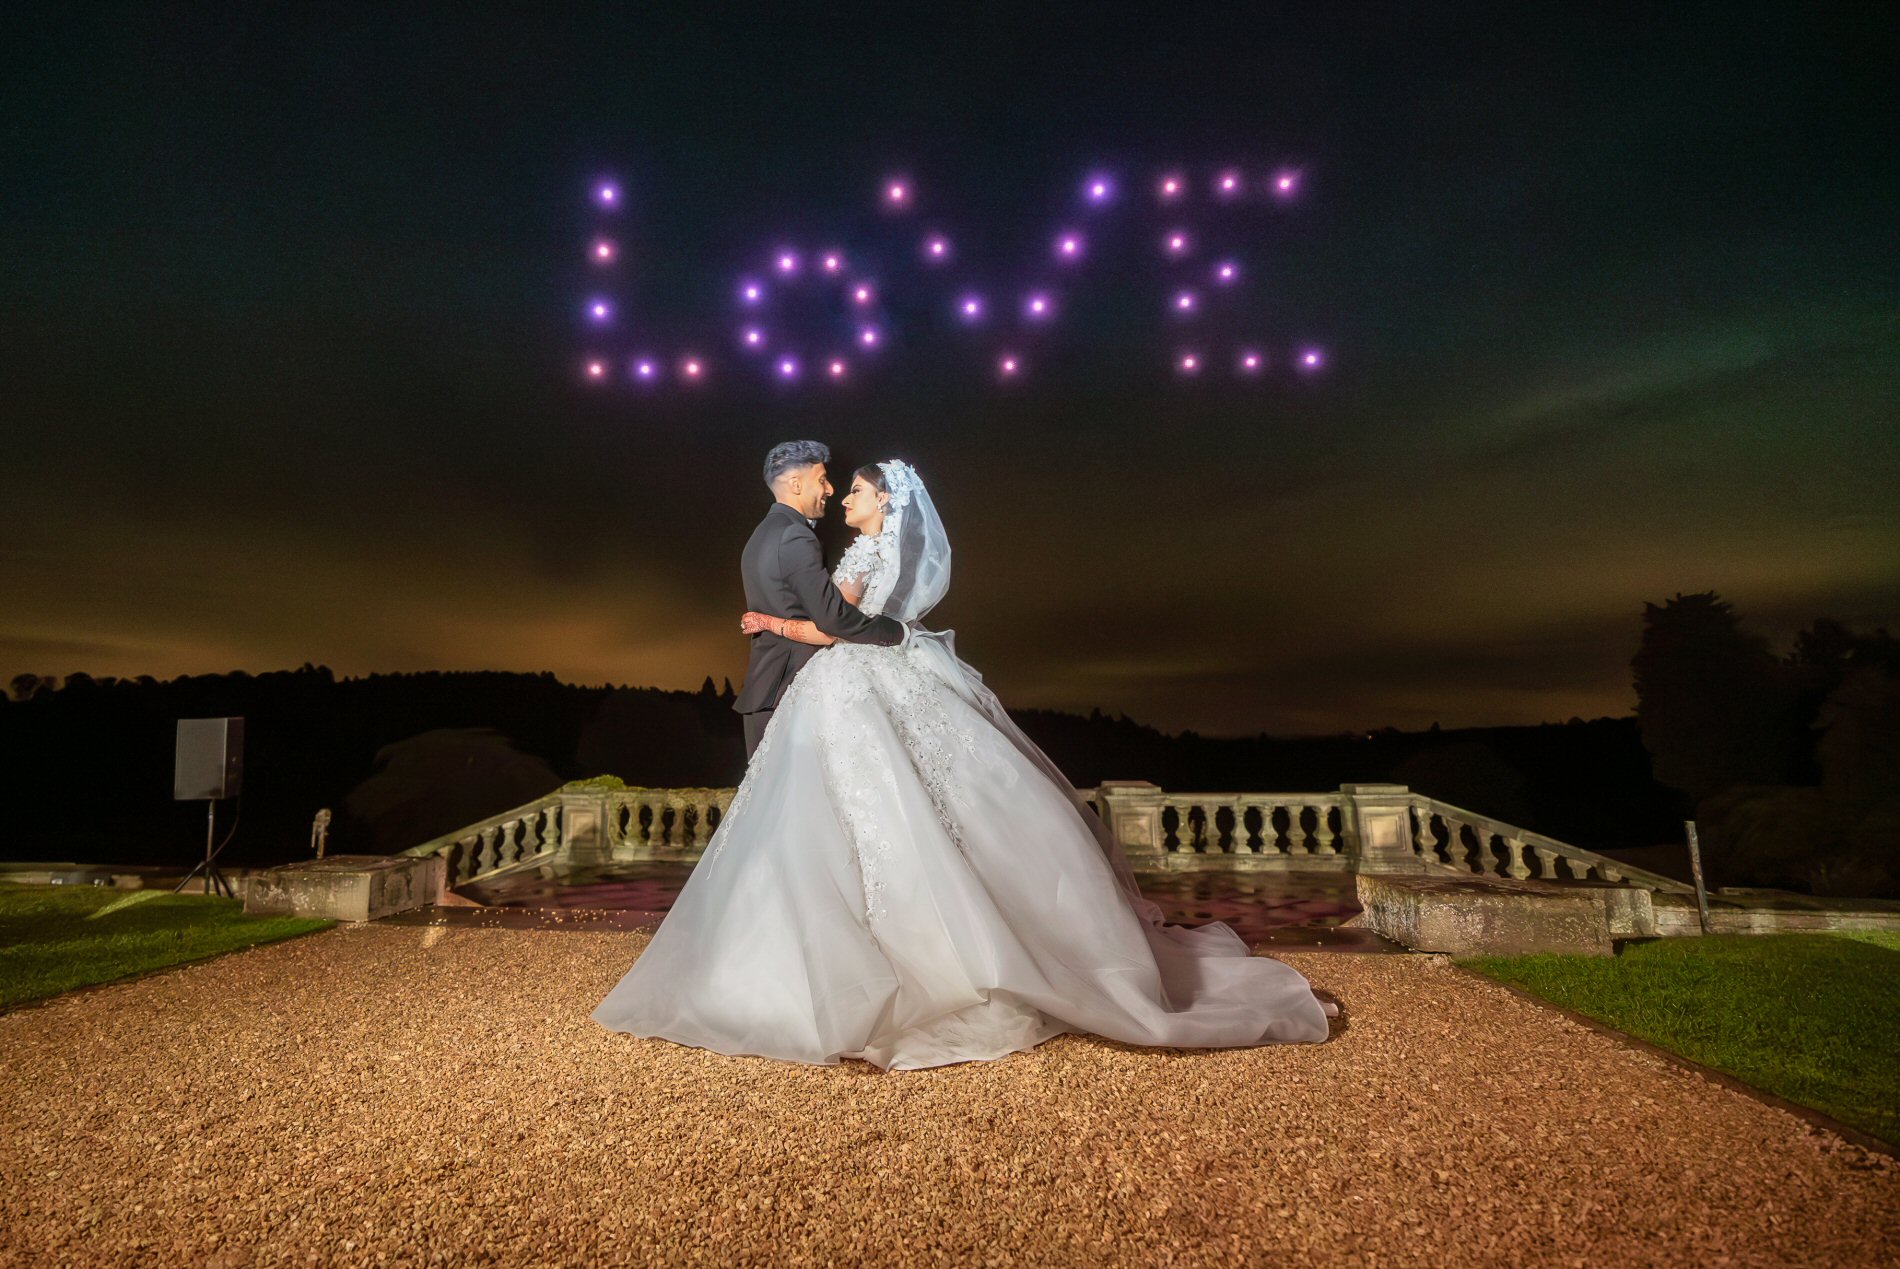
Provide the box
[858,327,880,348]
[828,359,847,379]
[1217,170,1240,195]
[1158,173,1183,201]
[853,284,874,306]
[682,358,703,379]
[593,240,615,262]
[1273,169,1301,197]
[1174,290,1197,312]
[1215,260,1238,284]
[923,234,950,262]
[999,353,1020,376]
[822,253,843,273]
[885,180,910,206]
[586,360,605,379]
[1055,232,1083,260]
[959,294,984,322]
[1024,292,1052,320]
[1178,352,1201,374]
[776,252,799,275]
[1238,350,1262,373]
[1299,346,1324,371]
[1164,230,1191,257]
[742,327,766,349]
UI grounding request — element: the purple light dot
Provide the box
[852,284,874,306]
[593,239,615,262]
[1177,351,1201,374]
[1273,169,1301,198]
[1164,229,1192,257]
[741,326,766,350]
[885,179,910,207]
[777,356,800,379]
[739,279,763,305]
[1173,290,1198,313]
[1238,349,1263,374]
[1055,231,1084,261]
[1024,292,1052,320]
[595,182,619,206]
[776,251,799,275]
[958,294,985,323]
[634,358,658,381]
[858,326,880,348]
[1215,169,1242,198]
[923,234,950,262]
[1158,172,1184,201]
[1083,173,1115,205]
[1299,346,1324,371]
[1215,260,1239,285]
[998,353,1021,377]
[589,300,611,321]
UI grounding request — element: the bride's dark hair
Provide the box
[852,464,888,498]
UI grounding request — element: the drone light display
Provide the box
[578,163,1327,391]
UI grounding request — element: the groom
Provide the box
[734,440,908,759]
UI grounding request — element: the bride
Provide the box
[591,459,1335,1069]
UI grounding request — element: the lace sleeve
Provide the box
[832,534,879,595]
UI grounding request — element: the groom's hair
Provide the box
[763,440,830,488]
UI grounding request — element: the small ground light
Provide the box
[1238,349,1263,373]
[1298,347,1325,371]
[681,357,704,380]
[589,300,611,321]
[1173,290,1198,314]
[1164,229,1191,257]
[633,358,659,382]
[777,355,800,379]
[1177,351,1201,375]
[822,253,843,274]
[1024,292,1052,320]
[998,352,1021,377]
[776,251,799,275]
[593,239,615,262]
[1084,174,1114,204]
[828,358,848,379]
[739,280,763,305]
[885,179,910,207]
[1272,169,1300,198]
[595,182,619,207]
[858,327,880,348]
[1214,260,1239,285]
[741,326,766,350]
[959,294,985,322]
[1158,173,1184,201]
[852,284,874,306]
[586,360,606,379]
[1215,169,1242,199]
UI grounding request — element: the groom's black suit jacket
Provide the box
[732,501,907,716]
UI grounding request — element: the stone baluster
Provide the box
[475,826,499,875]
[1504,836,1531,879]
[1312,803,1338,854]
[1532,845,1559,880]
[520,811,543,857]
[1293,802,1317,854]
[1412,808,1437,863]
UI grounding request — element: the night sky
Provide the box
[5,3,1895,736]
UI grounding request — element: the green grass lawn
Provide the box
[1461,932,1900,1145]
[0,883,335,1009]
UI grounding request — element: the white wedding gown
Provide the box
[592,521,1335,1070]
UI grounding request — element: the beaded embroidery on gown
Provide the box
[591,464,1334,1070]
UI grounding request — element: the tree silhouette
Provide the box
[1632,592,1802,803]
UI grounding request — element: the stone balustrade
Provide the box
[1408,796,1692,894]
[398,797,564,885]
[394,778,1692,898]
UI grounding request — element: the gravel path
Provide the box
[2,922,1894,1267]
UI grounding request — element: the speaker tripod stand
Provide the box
[175,798,237,899]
